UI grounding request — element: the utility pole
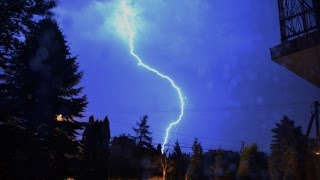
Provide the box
[239,141,245,155]
[306,101,320,148]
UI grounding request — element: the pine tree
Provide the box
[0,5,56,172]
[82,116,97,165]
[0,1,56,113]
[96,116,111,179]
[133,115,153,149]
[186,138,204,180]
[171,141,184,180]
[269,116,306,180]
[1,18,87,179]
[172,141,182,158]
[0,0,55,65]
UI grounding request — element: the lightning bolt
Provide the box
[120,0,185,154]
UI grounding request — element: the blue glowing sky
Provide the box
[54,0,319,152]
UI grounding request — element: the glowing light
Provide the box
[120,0,185,154]
[56,114,64,122]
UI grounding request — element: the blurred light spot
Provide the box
[56,114,64,122]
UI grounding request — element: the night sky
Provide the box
[54,0,319,152]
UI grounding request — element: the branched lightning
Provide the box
[120,0,185,154]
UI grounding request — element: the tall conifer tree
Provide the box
[2,18,87,179]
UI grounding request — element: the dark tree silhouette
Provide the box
[82,115,111,179]
[186,138,204,180]
[0,18,87,179]
[133,115,153,149]
[97,116,111,179]
[170,141,185,180]
[0,123,24,179]
[0,1,55,111]
[82,116,97,171]
[269,116,306,180]
[0,0,55,66]
[109,134,141,178]
[132,115,159,178]
[0,4,56,176]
